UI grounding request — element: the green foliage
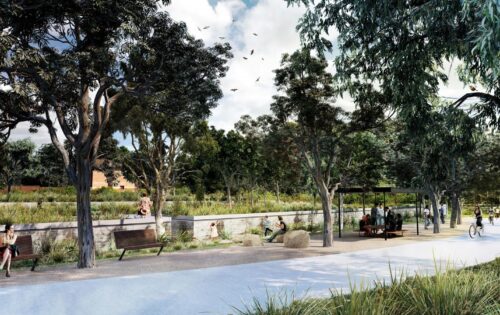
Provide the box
[40,238,78,265]
[219,229,232,240]
[236,258,500,315]
[249,227,263,235]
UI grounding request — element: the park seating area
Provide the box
[0,235,41,271]
[114,229,164,261]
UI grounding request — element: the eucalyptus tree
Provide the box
[271,49,348,246]
[287,0,500,129]
[0,1,170,268]
[112,17,231,233]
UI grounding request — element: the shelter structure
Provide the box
[336,187,426,240]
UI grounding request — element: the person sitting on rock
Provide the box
[267,216,287,243]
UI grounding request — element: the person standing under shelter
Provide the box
[138,192,152,217]
[376,203,384,226]
[370,203,378,225]
[267,216,287,243]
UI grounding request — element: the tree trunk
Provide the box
[76,158,96,268]
[250,187,254,208]
[339,193,344,231]
[319,190,333,247]
[457,198,462,225]
[275,181,280,204]
[153,181,165,237]
[428,187,440,234]
[227,186,232,209]
[450,192,459,228]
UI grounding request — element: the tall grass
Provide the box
[235,258,500,315]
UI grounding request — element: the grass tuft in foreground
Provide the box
[235,258,500,315]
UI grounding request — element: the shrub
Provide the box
[249,227,263,235]
[40,237,78,264]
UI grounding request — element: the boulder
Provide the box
[242,234,263,247]
[275,234,285,243]
[284,230,310,248]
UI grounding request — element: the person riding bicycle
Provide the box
[474,205,483,228]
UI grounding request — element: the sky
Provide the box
[8,0,471,147]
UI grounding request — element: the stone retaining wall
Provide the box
[0,207,417,249]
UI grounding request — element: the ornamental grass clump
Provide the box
[236,259,500,315]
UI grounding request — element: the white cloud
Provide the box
[168,0,308,130]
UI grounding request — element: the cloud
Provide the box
[168,0,308,131]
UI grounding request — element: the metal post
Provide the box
[362,192,366,215]
[338,194,342,238]
[416,193,420,235]
[384,192,387,241]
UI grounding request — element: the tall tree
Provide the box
[271,49,347,247]
[112,16,231,233]
[0,1,169,268]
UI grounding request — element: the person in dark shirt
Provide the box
[474,205,483,228]
[267,216,287,243]
[395,213,403,231]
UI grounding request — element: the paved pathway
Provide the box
[0,223,499,315]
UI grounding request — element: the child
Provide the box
[210,222,219,240]
[263,216,273,236]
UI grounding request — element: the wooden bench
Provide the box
[385,229,408,237]
[114,229,164,261]
[0,235,41,271]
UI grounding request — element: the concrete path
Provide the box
[0,222,499,315]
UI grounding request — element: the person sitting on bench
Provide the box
[360,214,372,236]
[0,223,18,277]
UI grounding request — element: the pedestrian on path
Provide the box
[439,202,446,224]
[424,205,431,229]
[210,222,219,240]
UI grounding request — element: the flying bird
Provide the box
[253,33,258,36]
[203,26,210,29]
[256,77,260,82]
[230,88,238,92]
[197,27,201,31]
[243,57,248,60]
[250,49,254,55]
[469,85,477,91]
[261,57,264,61]
[219,37,225,39]
[232,19,237,23]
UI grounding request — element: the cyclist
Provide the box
[474,205,483,228]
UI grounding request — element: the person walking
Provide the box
[439,203,446,224]
[423,205,431,229]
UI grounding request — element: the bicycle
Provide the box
[469,221,484,239]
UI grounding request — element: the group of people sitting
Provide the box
[359,207,403,236]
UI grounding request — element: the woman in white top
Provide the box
[210,222,219,239]
[1,223,17,277]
